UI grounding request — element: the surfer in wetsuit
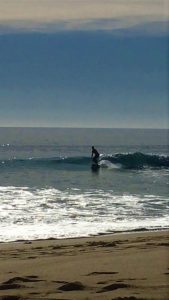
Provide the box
[91,146,100,164]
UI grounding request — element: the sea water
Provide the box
[0,127,168,242]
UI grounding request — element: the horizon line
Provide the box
[0,126,168,130]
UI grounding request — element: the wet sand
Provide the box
[0,230,168,300]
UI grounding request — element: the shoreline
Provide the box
[0,227,168,244]
[0,230,168,300]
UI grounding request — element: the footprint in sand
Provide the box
[58,281,85,291]
[111,297,145,300]
[0,283,23,290]
[97,282,130,293]
[2,276,44,284]
[0,276,45,291]
[0,297,23,300]
[87,271,118,276]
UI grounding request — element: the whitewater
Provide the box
[0,128,168,242]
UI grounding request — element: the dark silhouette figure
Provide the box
[91,146,100,164]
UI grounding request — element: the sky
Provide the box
[0,0,168,128]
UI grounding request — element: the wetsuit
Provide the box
[92,147,99,164]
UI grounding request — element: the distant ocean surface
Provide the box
[0,127,168,242]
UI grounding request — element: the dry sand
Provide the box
[0,230,168,300]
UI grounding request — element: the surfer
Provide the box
[91,146,100,164]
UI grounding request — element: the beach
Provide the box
[0,230,168,300]
[0,0,168,297]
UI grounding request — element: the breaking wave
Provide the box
[0,152,169,169]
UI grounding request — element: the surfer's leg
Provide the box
[93,157,97,164]
[96,155,99,164]
[93,156,99,164]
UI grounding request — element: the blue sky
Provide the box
[0,0,168,128]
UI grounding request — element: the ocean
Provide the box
[0,127,168,242]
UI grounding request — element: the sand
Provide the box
[0,230,168,300]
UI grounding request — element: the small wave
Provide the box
[0,152,168,169]
[0,143,10,147]
[106,152,169,169]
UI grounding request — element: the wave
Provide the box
[106,152,169,169]
[1,152,169,169]
[0,186,168,242]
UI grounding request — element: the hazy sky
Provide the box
[0,0,168,128]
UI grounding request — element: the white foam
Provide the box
[99,160,121,169]
[0,186,168,242]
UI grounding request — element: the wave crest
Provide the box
[1,152,168,169]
